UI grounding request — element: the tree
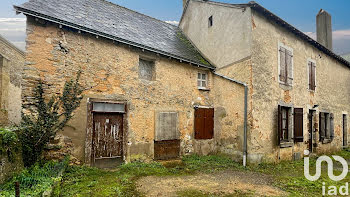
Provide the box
[19,72,83,167]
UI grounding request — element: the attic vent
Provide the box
[208,16,213,27]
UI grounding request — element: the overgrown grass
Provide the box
[53,151,350,197]
[0,157,68,196]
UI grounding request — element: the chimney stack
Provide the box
[316,9,332,50]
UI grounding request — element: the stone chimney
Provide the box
[316,9,332,50]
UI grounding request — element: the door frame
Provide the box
[85,98,128,165]
[343,114,348,147]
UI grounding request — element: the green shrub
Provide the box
[19,72,83,167]
[0,127,19,162]
[0,157,69,196]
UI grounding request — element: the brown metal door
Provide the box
[92,113,123,161]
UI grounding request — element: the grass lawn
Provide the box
[52,150,350,197]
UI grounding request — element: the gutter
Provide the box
[213,72,248,167]
[14,6,214,70]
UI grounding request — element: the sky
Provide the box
[1,0,350,55]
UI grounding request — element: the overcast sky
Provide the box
[1,0,350,55]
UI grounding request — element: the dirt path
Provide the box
[136,170,287,196]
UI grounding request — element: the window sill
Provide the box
[280,141,293,148]
[322,139,332,144]
[198,87,210,91]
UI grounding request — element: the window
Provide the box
[308,60,316,91]
[194,108,214,139]
[139,58,155,81]
[155,112,178,141]
[208,16,213,27]
[278,105,293,147]
[197,72,208,89]
[319,112,334,143]
[294,108,304,142]
[278,44,293,85]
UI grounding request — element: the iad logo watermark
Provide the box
[304,150,349,195]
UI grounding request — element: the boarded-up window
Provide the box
[139,59,155,80]
[308,61,316,91]
[319,112,334,142]
[194,108,214,139]
[294,108,304,142]
[279,46,293,85]
[155,112,178,141]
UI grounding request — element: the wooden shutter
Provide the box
[320,112,325,141]
[155,112,178,141]
[278,105,282,145]
[279,47,286,83]
[311,62,316,90]
[195,108,214,139]
[330,113,334,140]
[294,108,304,142]
[326,113,331,139]
[308,61,313,90]
[286,50,293,85]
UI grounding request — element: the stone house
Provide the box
[14,0,350,166]
[180,0,350,163]
[0,34,24,126]
[14,0,246,167]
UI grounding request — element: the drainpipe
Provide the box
[213,72,248,167]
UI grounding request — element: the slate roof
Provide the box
[14,0,213,69]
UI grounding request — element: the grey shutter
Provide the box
[286,50,293,85]
[155,112,178,141]
[330,113,334,140]
[279,47,286,83]
[320,112,325,141]
[326,114,331,139]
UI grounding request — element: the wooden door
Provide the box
[343,114,348,147]
[92,113,123,162]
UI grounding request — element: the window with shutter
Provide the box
[194,108,214,139]
[278,105,293,147]
[308,60,316,91]
[294,108,304,142]
[155,112,178,141]
[319,112,333,143]
[279,44,293,86]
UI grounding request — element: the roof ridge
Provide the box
[93,0,179,28]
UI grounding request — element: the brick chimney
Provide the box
[316,9,332,50]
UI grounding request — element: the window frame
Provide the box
[319,111,334,143]
[277,42,294,86]
[197,71,209,90]
[278,104,294,148]
[307,58,316,91]
[280,107,289,142]
[138,58,155,81]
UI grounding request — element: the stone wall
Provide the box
[0,36,24,125]
[180,0,252,69]
[24,17,244,164]
[250,10,350,163]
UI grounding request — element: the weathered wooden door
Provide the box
[92,113,123,163]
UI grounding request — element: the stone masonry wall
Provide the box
[24,17,245,164]
[0,36,24,125]
[250,10,350,163]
